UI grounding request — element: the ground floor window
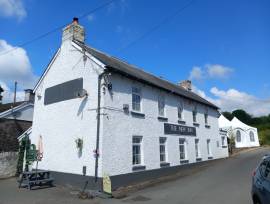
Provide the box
[132,136,142,165]
[207,139,211,156]
[195,139,200,158]
[236,130,241,142]
[159,137,167,163]
[221,136,226,146]
[179,138,187,160]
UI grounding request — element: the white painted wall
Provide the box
[30,38,228,179]
[234,128,260,148]
[30,40,104,177]
[101,74,228,176]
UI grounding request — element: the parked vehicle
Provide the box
[252,155,270,204]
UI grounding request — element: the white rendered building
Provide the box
[218,115,260,148]
[29,18,228,190]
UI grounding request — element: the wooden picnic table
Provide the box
[18,170,54,190]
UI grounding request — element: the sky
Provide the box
[0,0,270,116]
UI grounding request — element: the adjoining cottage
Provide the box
[218,115,260,148]
[28,18,228,190]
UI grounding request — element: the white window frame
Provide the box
[178,102,184,120]
[158,95,165,117]
[207,139,212,156]
[195,139,200,158]
[132,87,141,112]
[179,138,187,161]
[193,105,197,123]
[204,113,208,125]
[250,131,255,142]
[159,137,167,163]
[236,130,241,142]
[221,136,226,146]
[132,136,143,166]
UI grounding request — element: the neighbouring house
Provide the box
[218,114,260,148]
[0,89,34,178]
[28,18,228,191]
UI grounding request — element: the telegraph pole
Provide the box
[0,85,4,104]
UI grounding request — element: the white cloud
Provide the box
[189,66,203,80]
[189,64,234,81]
[87,14,94,22]
[192,86,270,117]
[0,0,27,20]
[206,64,233,79]
[0,39,38,103]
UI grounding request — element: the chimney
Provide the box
[24,89,35,103]
[62,17,85,43]
[178,80,192,91]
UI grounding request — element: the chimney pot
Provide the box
[178,80,192,91]
[24,89,35,102]
[73,17,79,24]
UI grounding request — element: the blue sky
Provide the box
[0,0,270,116]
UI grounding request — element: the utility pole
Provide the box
[13,81,17,105]
[0,85,4,104]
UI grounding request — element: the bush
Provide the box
[259,129,270,145]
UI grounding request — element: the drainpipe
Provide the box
[94,71,107,183]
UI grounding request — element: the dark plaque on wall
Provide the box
[164,123,196,136]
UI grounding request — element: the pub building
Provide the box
[26,18,229,191]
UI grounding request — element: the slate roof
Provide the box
[74,40,218,109]
[0,101,25,113]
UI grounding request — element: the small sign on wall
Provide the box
[164,123,196,136]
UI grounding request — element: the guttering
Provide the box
[94,70,107,183]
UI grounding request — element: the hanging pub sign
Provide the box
[164,123,196,136]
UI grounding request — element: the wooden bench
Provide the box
[18,170,54,190]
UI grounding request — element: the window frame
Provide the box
[250,131,255,142]
[132,87,142,112]
[178,101,184,120]
[236,130,241,142]
[195,139,200,158]
[192,105,197,123]
[179,138,187,161]
[159,137,167,163]
[158,95,165,117]
[207,139,212,156]
[132,136,143,166]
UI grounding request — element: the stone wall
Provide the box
[0,119,32,152]
[0,152,18,179]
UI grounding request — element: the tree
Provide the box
[222,111,233,121]
[232,109,252,124]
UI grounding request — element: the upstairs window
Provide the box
[178,102,184,120]
[132,87,141,112]
[250,131,255,142]
[192,106,197,123]
[132,136,142,165]
[236,130,241,142]
[158,95,165,116]
[204,113,208,124]
[221,136,226,146]
[159,137,167,163]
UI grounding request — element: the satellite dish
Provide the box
[78,89,88,98]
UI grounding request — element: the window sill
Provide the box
[196,158,202,162]
[208,156,213,160]
[130,110,145,118]
[205,125,211,128]
[157,116,168,121]
[222,146,228,148]
[180,160,189,164]
[193,122,200,127]
[178,120,186,124]
[160,162,170,168]
[132,165,146,171]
